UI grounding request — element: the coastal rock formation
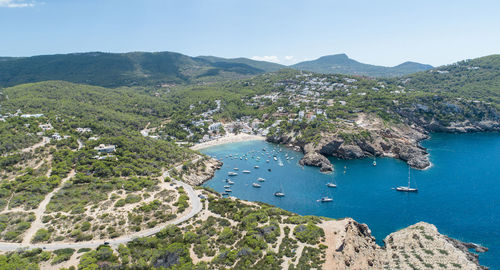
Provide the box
[269,114,432,170]
[299,152,333,172]
[181,158,222,186]
[383,222,488,270]
[267,108,500,171]
[321,219,488,270]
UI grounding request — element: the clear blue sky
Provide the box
[1,0,499,66]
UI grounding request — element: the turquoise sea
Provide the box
[201,133,500,268]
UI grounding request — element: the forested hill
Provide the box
[290,53,433,77]
[401,54,500,106]
[0,81,175,135]
[0,52,284,88]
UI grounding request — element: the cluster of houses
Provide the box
[0,109,44,122]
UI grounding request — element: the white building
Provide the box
[209,122,222,131]
[94,144,116,153]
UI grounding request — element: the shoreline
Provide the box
[190,133,266,150]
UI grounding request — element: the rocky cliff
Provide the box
[268,114,432,171]
[268,113,499,172]
[321,219,488,270]
[181,158,222,186]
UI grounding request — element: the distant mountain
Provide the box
[291,53,433,77]
[0,52,283,88]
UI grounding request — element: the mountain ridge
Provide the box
[0,50,477,88]
[291,53,433,77]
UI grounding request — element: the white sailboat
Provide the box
[396,167,418,192]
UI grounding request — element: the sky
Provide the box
[1,0,499,67]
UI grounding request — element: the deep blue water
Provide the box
[201,133,500,269]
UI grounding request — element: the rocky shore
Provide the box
[268,114,500,172]
[181,158,223,186]
[321,219,488,269]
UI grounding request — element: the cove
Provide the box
[201,133,500,269]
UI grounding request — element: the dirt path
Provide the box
[319,219,347,270]
[0,157,203,251]
[20,137,50,153]
[77,139,84,150]
[22,170,75,244]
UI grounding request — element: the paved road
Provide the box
[0,180,202,251]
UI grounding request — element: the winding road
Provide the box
[0,179,202,251]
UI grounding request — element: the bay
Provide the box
[201,133,500,268]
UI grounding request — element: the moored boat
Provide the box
[274,191,285,197]
[395,167,418,192]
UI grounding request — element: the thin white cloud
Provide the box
[284,56,294,61]
[251,55,280,63]
[0,0,35,8]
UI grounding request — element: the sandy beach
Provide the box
[190,133,266,150]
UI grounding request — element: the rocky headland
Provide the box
[320,218,488,269]
[268,113,499,172]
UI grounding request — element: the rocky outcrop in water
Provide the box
[299,152,333,172]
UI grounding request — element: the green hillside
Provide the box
[402,55,500,106]
[1,81,174,134]
[0,52,278,88]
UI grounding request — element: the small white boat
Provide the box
[254,165,259,169]
[222,192,228,196]
[257,177,265,182]
[228,172,238,176]
[233,168,239,171]
[224,185,230,188]
[274,192,285,197]
[326,183,337,188]
[242,170,251,174]
[266,160,270,163]
[227,180,235,184]
[224,189,232,192]
[318,197,333,202]
[273,157,278,161]
[274,184,285,197]
[396,186,418,192]
[252,183,261,188]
